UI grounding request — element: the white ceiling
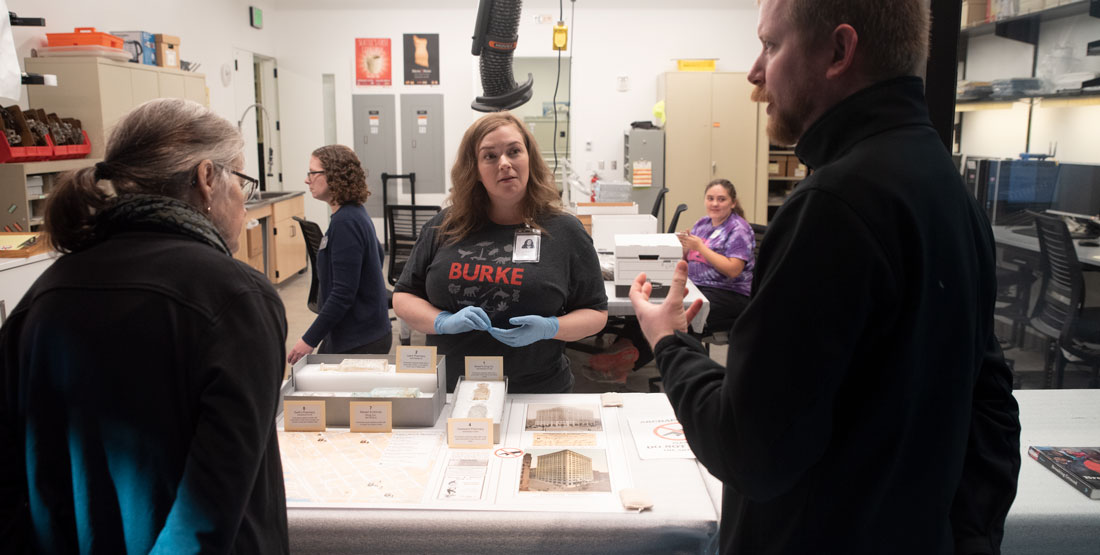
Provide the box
[268,0,757,10]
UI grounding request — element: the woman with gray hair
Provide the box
[0,98,289,553]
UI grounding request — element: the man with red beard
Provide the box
[630,0,1021,553]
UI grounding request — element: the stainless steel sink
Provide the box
[245,190,296,207]
[255,191,295,200]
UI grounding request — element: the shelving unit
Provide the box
[0,158,100,232]
[765,147,808,222]
[955,0,1100,154]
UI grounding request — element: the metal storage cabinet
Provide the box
[657,72,768,225]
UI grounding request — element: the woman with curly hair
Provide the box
[287,145,391,364]
[393,112,607,393]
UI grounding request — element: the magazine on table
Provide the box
[1027,446,1100,500]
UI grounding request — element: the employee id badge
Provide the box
[318,235,329,250]
[512,228,541,263]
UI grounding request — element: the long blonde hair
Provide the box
[439,112,561,245]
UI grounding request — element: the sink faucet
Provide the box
[237,103,276,178]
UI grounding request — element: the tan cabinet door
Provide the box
[273,217,306,283]
[157,73,186,99]
[711,74,763,224]
[130,68,160,106]
[663,72,713,228]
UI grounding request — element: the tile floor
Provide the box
[275,271,1096,391]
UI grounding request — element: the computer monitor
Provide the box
[1052,163,1100,219]
[991,160,1060,226]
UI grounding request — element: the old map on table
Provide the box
[279,429,445,505]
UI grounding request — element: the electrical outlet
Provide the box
[585,140,592,152]
[617,76,629,92]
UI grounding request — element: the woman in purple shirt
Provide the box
[589,178,755,376]
[677,178,754,333]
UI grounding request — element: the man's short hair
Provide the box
[786,0,929,80]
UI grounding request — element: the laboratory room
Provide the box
[0,0,1097,553]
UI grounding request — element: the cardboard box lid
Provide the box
[154,34,180,45]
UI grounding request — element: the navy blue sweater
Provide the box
[303,204,391,352]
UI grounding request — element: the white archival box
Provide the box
[614,233,682,297]
[449,376,508,444]
[590,214,658,253]
[281,354,446,427]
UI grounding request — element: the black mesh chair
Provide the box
[1030,214,1100,388]
[650,187,669,226]
[667,203,689,233]
[386,204,441,345]
[292,216,324,314]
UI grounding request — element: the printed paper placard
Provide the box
[397,345,437,373]
[465,356,504,381]
[447,418,494,449]
[355,38,392,86]
[349,401,392,433]
[284,400,326,432]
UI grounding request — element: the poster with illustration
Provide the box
[355,38,392,86]
[403,33,439,85]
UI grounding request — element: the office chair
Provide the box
[293,216,324,314]
[667,203,688,233]
[386,204,442,345]
[1030,214,1100,388]
[650,187,669,226]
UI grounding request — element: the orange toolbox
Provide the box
[47,27,124,49]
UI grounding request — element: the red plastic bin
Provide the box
[49,130,91,160]
[0,139,53,163]
[46,27,124,49]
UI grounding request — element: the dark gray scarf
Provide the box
[96,194,230,256]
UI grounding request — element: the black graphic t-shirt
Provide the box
[394,210,607,393]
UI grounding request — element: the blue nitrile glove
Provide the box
[434,306,492,335]
[489,315,560,347]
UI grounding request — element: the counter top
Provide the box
[244,190,305,211]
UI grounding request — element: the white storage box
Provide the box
[449,376,508,444]
[614,233,682,297]
[281,354,446,427]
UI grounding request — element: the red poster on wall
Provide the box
[356,38,392,86]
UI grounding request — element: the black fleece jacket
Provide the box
[654,77,1021,554]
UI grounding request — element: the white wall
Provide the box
[8,0,765,229]
[273,2,764,226]
[7,0,279,124]
[536,7,761,180]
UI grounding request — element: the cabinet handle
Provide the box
[712,161,716,175]
[290,226,296,237]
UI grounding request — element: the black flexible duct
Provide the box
[471,0,534,112]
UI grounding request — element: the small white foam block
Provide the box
[600,392,624,407]
[451,380,507,422]
[294,363,437,393]
[339,358,388,371]
[619,488,654,513]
